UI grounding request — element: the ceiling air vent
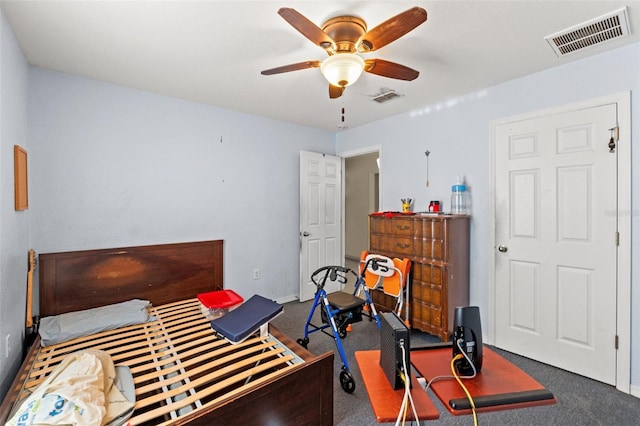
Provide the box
[371,89,402,103]
[544,7,630,57]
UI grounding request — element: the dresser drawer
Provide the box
[389,218,415,236]
[419,239,445,261]
[370,288,398,312]
[413,263,446,286]
[390,236,419,256]
[412,301,443,328]
[418,219,445,239]
[412,281,442,306]
[369,216,387,235]
[370,216,415,237]
[370,234,419,257]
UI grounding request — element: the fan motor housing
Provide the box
[322,16,367,53]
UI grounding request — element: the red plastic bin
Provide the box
[197,289,244,320]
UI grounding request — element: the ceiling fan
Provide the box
[261,7,428,99]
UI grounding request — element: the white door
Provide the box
[494,103,618,384]
[300,151,342,301]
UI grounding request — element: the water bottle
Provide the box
[451,176,470,214]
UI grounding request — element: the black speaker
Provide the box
[452,306,483,375]
[379,311,410,390]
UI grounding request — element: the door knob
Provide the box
[302,231,311,237]
[498,245,508,252]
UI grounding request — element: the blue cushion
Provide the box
[210,294,283,343]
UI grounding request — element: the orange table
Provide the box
[411,346,557,415]
[355,350,439,423]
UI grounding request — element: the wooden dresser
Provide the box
[369,213,470,341]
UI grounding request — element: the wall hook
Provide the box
[425,150,431,187]
[608,127,617,153]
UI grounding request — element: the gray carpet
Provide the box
[270,298,640,425]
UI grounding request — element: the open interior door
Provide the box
[300,151,343,301]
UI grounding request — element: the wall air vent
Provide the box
[544,7,630,57]
[371,89,402,103]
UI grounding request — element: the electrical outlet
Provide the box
[5,334,10,358]
[253,268,261,280]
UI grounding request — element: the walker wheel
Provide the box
[339,370,356,393]
[296,338,309,349]
[338,328,347,339]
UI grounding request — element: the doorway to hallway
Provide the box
[343,151,379,291]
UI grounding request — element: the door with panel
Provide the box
[494,103,618,384]
[299,151,343,301]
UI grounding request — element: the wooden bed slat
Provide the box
[134,348,290,406]
[130,356,296,425]
[132,337,276,385]
[150,366,286,426]
[122,331,222,372]
[26,328,220,389]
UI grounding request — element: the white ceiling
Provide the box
[2,1,639,132]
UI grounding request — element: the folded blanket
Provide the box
[39,299,152,347]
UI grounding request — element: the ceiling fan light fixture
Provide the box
[320,54,365,87]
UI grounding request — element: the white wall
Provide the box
[0,11,30,398]
[336,42,640,388]
[28,68,335,305]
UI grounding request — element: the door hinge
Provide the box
[615,335,619,350]
[616,232,620,246]
[608,126,619,153]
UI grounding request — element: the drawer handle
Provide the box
[395,242,411,249]
[396,225,410,231]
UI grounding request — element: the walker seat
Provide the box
[322,292,364,331]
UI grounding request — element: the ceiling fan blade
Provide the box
[364,59,419,81]
[358,7,427,52]
[278,8,335,50]
[329,84,344,99]
[261,60,321,75]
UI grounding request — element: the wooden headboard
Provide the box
[38,240,223,317]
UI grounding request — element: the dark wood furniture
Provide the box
[369,214,470,340]
[0,240,333,426]
[38,240,224,316]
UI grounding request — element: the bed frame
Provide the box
[0,240,334,425]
